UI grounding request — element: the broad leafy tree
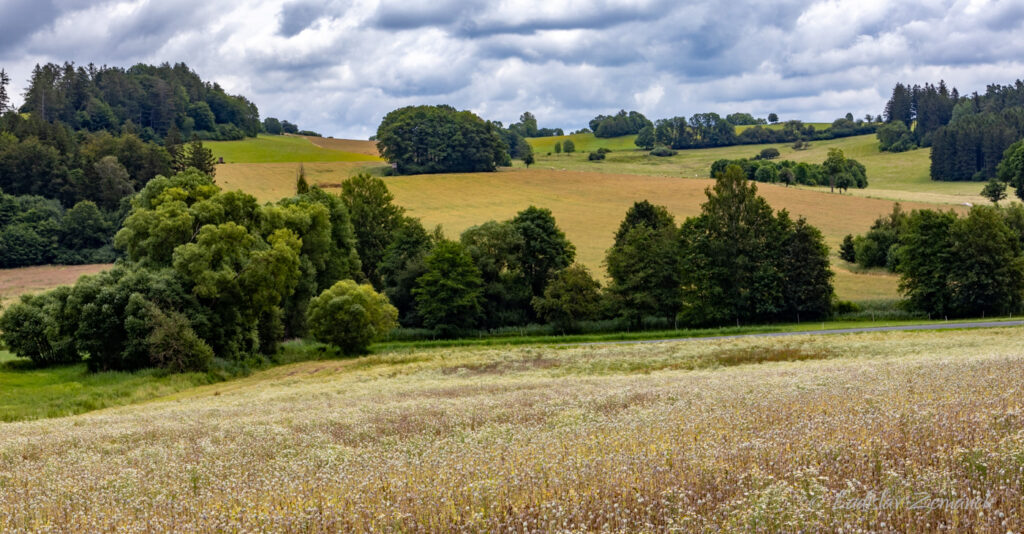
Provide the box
[413,240,484,335]
[306,280,398,355]
[376,105,508,174]
[461,220,531,328]
[510,206,575,298]
[532,264,602,333]
[340,173,404,288]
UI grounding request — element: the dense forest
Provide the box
[17,62,260,141]
[0,62,318,268]
[878,78,1024,187]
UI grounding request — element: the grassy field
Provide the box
[216,161,386,202]
[213,163,948,300]
[3,327,1023,531]
[0,358,215,422]
[208,134,382,164]
[530,134,985,205]
[734,121,832,133]
[303,136,380,156]
[527,132,641,154]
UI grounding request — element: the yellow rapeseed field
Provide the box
[2,327,1024,531]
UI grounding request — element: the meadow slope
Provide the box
[3,328,1024,531]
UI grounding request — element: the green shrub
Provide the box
[650,146,677,157]
[0,288,79,366]
[532,264,602,333]
[129,296,214,372]
[588,151,606,161]
[306,280,398,354]
[758,147,781,160]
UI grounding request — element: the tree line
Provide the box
[637,114,877,152]
[1,165,836,371]
[842,203,1024,318]
[262,117,320,137]
[710,148,868,192]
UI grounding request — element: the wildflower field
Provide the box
[2,327,1024,532]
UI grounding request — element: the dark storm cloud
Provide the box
[278,2,327,37]
[2,0,1024,138]
[372,0,482,30]
[0,0,60,52]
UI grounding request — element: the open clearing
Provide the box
[2,327,1023,531]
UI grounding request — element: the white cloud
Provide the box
[1,0,1023,137]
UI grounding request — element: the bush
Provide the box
[588,152,606,161]
[130,296,214,372]
[650,146,677,157]
[758,148,780,160]
[306,280,398,355]
[532,264,602,333]
[596,147,612,154]
[0,288,79,366]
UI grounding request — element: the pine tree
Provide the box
[174,135,217,176]
[296,164,310,194]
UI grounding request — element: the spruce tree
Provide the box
[175,135,216,176]
[296,164,310,194]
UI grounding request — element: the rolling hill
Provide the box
[203,132,995,302]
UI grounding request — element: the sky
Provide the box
[1,0,1024,139]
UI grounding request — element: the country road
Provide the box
[574,320,1024,347]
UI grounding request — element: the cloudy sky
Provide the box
[1,0,1023,139]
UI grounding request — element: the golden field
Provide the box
[214,164,947,300]
[0,264,110,309]
[3,328,1024,531]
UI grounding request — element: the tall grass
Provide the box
[2,328,1023,531]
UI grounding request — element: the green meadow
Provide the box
[207,134,381,164]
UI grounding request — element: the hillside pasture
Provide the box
[734,121,832,133]
[531,134,985,205]
[383,169,949,300]
[302,136,381,157]
[211,163,945,300]
[216,161,388,203]
[207,134,382,164]
[3,327,1024,531]
[527,133,640,154]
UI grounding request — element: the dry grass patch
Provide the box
[215,161,386,202]
[303,136,380,156]
[2,328,1024,531]
[0,264,110,309]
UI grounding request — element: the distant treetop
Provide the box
[19,61,260,142]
